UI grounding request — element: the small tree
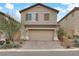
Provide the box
[57,27,66,42]
[0,15,21,44]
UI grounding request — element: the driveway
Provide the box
[21,40,63,49]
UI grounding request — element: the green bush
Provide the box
[1,43,21,49]
[2,44,14,49]
[57,28,66,37]
[73,36,79,47]
[57,27,67,41]
[0,41,5,45]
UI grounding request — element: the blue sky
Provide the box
[0,3,79,22]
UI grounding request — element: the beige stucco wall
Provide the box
[58,11,76,36]
[21,5,58,25]
[73,10,79,35]
[58,10,79,36]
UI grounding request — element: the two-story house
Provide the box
[58,7,79,37]
[20,3,59,41]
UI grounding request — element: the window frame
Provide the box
[26,14,32,21]
[36,13,38,21]
[44,13,49,21]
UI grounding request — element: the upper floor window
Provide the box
[36,13,38,21]
[26,14,32,21]
[44,13,49,21]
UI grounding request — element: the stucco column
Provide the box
[25,29,29,40]
[54,29,58,40]
[20,26,25,40]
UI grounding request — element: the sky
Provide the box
[0,3,79,22]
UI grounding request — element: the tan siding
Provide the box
[59,11,75,36]
[21,5,57,25]
[73,10,79,35]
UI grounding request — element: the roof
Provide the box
[0,11,20,24]
[0,12,7,17]
[58,7,79,23]
[19,3,59,13]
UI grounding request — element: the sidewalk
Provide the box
[0,48,79,52]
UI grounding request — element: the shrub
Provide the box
[2,44,14,49]
[73,36,79,47]
[57,28,73,48]
[0,41,5,45]
[57,27,67,42]
[1,43,21,49]
[62,36,73,48]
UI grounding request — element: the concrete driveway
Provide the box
[21,40,63,49]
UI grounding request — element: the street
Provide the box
[0,51,79,56]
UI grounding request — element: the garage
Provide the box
[29,29,54,40]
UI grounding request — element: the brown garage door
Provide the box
[29,29,54,40]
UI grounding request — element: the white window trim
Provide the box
[27,12,50,22]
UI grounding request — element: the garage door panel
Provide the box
[29,29,54,40]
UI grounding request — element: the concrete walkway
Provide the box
[21,40,63,49]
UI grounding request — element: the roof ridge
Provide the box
[58,7,79,23]
[19,3,59,13]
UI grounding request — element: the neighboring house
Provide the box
[58,7,79,37]
[0,12,8,41]
[0,12,20,41]
[20,3,59,41]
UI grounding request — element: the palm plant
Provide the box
[0,15,21,44]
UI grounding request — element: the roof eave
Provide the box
[58,7,79,23]
[19,3,59,13]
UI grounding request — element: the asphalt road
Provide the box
[0,51,79,56]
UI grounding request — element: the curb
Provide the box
[0,48,79,52]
